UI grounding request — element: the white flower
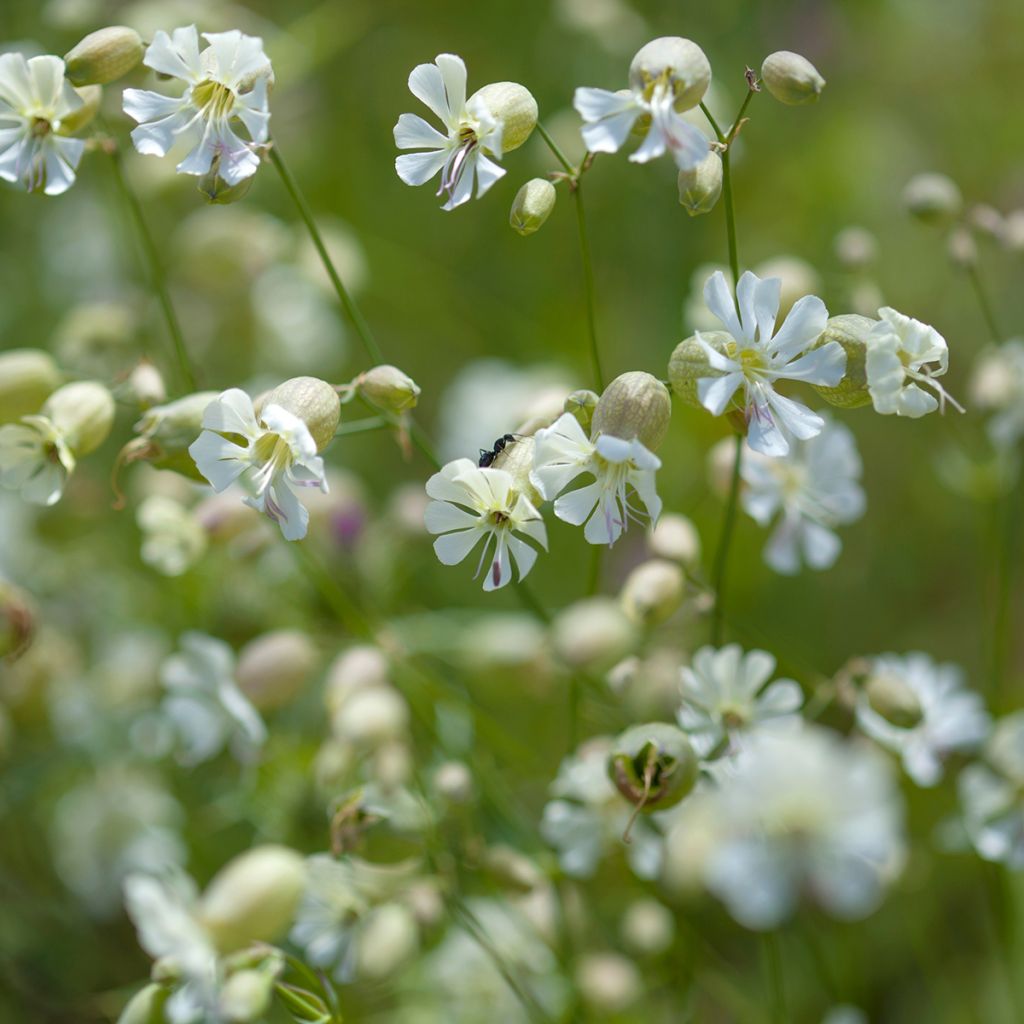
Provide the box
[531,411,661,547]
[969,339,1024,448]
[694,271,843,456]
[855,653,990,787]
[394,54,505,210]
[424,458,547,591]
[137,495,207,576]
[123,26,271,186]
[189,388,328,542]
[678,644,803,759]
[159,632,266,765]
[0,53,85,195]
[0,414,75,506]
[687,725,905,930]
[865,307,962,418]
[738,418,865,574]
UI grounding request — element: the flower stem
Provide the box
[992,469,1022,699]
[710,432,743,645]
[966,262,1003,343]
[333,415,389,436]
[762,932,786,1024]
[268,144,385,365]
[535,121,574,176]
[106,143,196,392]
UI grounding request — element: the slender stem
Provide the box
[536,121,574,176]
[268,144,385,365]
[762,932,786,1024]
[573,179,605,390]
[407,416,442,470]
[333,414,389,436]
[710,432,743,645]
[966,262,1003,343]
[106,144,196,392]
[992,470,1023,699]
[514,579,552,623]
[586,544,603,596]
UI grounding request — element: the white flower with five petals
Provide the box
[0,414,75,506]
[394,54,505,210]
[424,458,547,590]
[0,52,85,195]
[189,389,328,541]
[694,270,844,457]
[530,412,661,546]
[123,26,271,186]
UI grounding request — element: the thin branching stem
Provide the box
[710,431,743,645]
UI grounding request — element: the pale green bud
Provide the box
[218,969,274,1024]
[668,330,732,409]
[564,389,598,433]
[356,364,421,413]
[576,953,641,1014]
[433,760,474,804]
[969,204,1006,242]
[58,85,102,135]
[125,391,219,482]
[127,360,167,409]
[332,685,409,747]
[0,579,35,660]
[197,845,307,953]
[761,50,826,105]
[198,166,254,205]
[647,513,700,566]
[608,722,698,812]
[948,226,978,269]
[551,597,637,671]
[65,26,144,86]
[236,629,318,711]
[677,151,722,216]
[510,178,556,236]
[810,314,875,409]
[471,82,538,151]
[902,173,962,226]
[629,37,711,111]
[491,435,543,506]
[357,902,419,979]
[116,983,169,1024]
[0,349,61,423]
[482,844,545,893]
[620,898,675,956]
[864,672,923,729]
[42,381,115,456]
[325,644,390,713]
[262,376,340,451]
[619,559,685,627]
[1003,210,1024,253]
[591,371,671,451]
[834,226,877,270]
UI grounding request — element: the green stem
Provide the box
[107,144,196,392]
[992,470,1023,700]
[966,262,1003,343]
[710,432,743,645]
[268,144,385,365]
[536,121,575,176]
[333,415,389,436]
[586,544,603,596]
[762,932,786,1024]
[407,416,442,470]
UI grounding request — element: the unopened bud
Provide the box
[810,314,875,409]
[491,435,542,505]
[0,349,61,423]
[373,738,413,788]
[43,380,115,456]
[332,685,409,747]
[864,672,923,729]
[197,845,307,953]
[510,177,556,236]
[116,983,169,1024]
[127,360,167,409]
[677,151,722,216]
[433,760,474,804]
[356,365,421,413]
[987,712,1024,786]
[65,26,144,86]
[969,204,1005,242]
[902,173,962,226]
[470,82,537,151]
[629,37,711,111]
[621,898,675,956]
[219,969,273,1023]
[668,330,733,410]
[576,953,641,1014]
[0,580,36,660]
[761,50,826,105]
[1003,210,1024,254]
[620,559,685,627]
[551,597,637,671]
[58,84,102,134]
[261,376,340,451]
[948,226,978,269]
[483,845,545,893]
[357,903,419,979]
[123,391,220,483]
[236,629,318,711]
[198,166,254,205]
[591,371,671,451]
[325,645,390,713]
[648,513,700,566]
[834,226,877,270]
[563,389,598,433]
[608,722,698,812]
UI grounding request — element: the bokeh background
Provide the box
[2,0,1023,1020]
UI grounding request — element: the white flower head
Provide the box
[694,270,843,457]
[0,53,85,195]
[969,339,1024,448]
[137,495,208,576]
[189,388,328,542]
[123,26,271,186]
[394,54,506,210]
[855,652,990,787]
[739,417,865,574]
[424,458,547,591]
[159,631,267,765]
[678,644,803,760]
[865,307,962,418]
[0,414,75,506]
[531,411,661,547]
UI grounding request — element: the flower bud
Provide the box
[332,686,409,747]
[810,314,875,409]
[576,953,641,1014]
[197,845,307,953]
[65,26,144,86]
[755,256,822,319]
[491,435,542,506]
[591,371,671,450]
[127,360,167,410]
[677,151,722,216]
[608,722,698,812]
[470,82,537,151]
[564,389,598,433]
[219,969,274,1023]
[948,226,978,269]
[834,226,877,270]
[761,50,826,105]
[198,166,255,205]
[864,672,923,729]
[621,898,675,956]
[433,760,474,804]
[58,85,103,135]
[510,178,556,236]
[261,376,340,452]
[648,513,700,566]
[0,580,36,660]
[629,37,711,111]
[551,597,637,671]
[373,738,414,789]
[356,365,421,413]
[668,330,733,409]
[482,844,544,893]
[325,645,390,713]
[969,204,1005,242]
[1004,210,1024,254]
[116,983,170,1024]
[357,903,419,979]
[902,173,962,226]
[236,629,319,711]
[42,380,115,456]
[619,559,685,627]
[0,349,61,423]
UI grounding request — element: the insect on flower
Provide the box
[478,433,517,467]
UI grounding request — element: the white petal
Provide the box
[474,152,505,197]
[202,389,257,436]
[703,270,744,341]
[773,342,845,387]
[188,431,247,492]
[698,372,743,416]
[143,26,203,82]
[434,527,484,566]
[768,294,828,361]
[394,112,448,150]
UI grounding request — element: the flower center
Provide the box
[738,348,766,376]
[30,117,52,138]
[489,509,510,527]
[192,79,237,120]
[250,433,293,495]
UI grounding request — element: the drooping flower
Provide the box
[864,307,962,418]
[854,653,989,787]
[693,271,843,456]
[531,411,662,546]
[424,458,547,591]
[123,26,271,186]
[738,417,865,574]
[0,52,85,195]
[188,388,329,542]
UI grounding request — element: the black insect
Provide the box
[478,433,517,467]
